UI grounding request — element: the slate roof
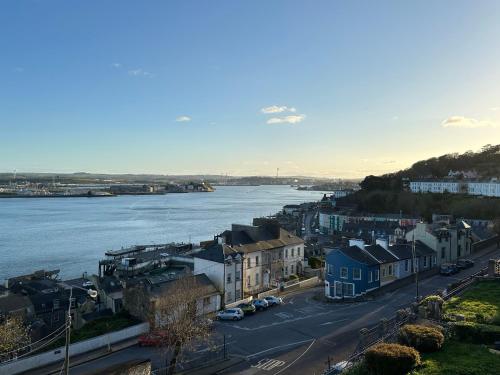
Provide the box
[224,226,303,254]
[150,273,219,298]
[192,243,241,263]
[364,244,399,263]
[338,246,380,266]
[387,244,414,260]
[414,240,436,256]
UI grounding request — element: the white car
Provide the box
[264,296,283,306]
[216,308,244,321]
[82,281,94,288]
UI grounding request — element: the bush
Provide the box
[289,274,299,281]
[365,343,420,375]
[420,295,444,305]
[450,321,500,344]
[399,324,444,353]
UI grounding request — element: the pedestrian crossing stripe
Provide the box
[252,358,285,371]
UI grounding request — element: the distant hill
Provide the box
[340,145,500,220]
[360,144,500,191]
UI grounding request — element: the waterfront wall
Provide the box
[0,323,149,375]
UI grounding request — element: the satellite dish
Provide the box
[87,289,98,298]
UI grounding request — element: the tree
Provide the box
[147,276,213,375]
[0,316,30,356]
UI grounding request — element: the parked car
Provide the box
[440,263,457,276]
[237,303,256,315]
[216,308,244,321]
[264,296,283,306]
[252,298,269,311]
[138,332,167,347]
[457,259,474,269]
[82,280,94,288]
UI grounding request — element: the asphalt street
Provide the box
[28,246,499,375]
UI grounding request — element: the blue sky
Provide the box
[1,1,499,178]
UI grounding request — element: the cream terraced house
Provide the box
[219,222,305,297]
[410,179,500,197]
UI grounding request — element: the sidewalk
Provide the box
[23,337,139,375]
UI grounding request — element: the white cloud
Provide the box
[176,116,191,122]
[267,114,306,125]
[128,68,153,77]
[261,105,297,114]
[490,107,499,112]
[111,63,122,68]
[441,116,497,129]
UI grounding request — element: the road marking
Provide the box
[252,358,285,371]
[272,339,316,375]
[320,318,348,326]
[246,339,315,359]
[275,312,293,319]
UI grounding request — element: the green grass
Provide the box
[411,340,500,375]
[444,280,500,325]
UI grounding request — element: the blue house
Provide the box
[325,245,380,299]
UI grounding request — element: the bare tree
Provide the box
[0,316,30,357]
[147,276,213,375]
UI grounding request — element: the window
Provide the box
[226,291,232,302]
[285,266,288,275]
[441,247,446,259]
[227,273,232,283]
[382,268,386,277]
[203,297,211,306]
[423,256,427,267]
[375,270,379,281]
[235,270,241,281]
[340,267,348,279]
[235,289,241,299]
[404,260,409,272]
[247,275,251,287]
[353,268,361,280]
[53,299,60,309]
[335,282,342,297]
[343,283,354,297]
[291,248,295,257]
[369,271,373,283]
[388,265,393,276]
[256,256,259,266]
[285,249,289,258]
[290,264,294,274]
[255,273,260,285]
[327,264,333,275]
[457,245,461,257]
[247,258,251,268]
[298,248,301,257]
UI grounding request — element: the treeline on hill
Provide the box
[341,145,500,220]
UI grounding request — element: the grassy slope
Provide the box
[412,340,500,375]
[444,280,500,324]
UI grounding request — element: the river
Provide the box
[0,185,326,279]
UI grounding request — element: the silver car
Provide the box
[216,308,244,321]
[264,296,283,306]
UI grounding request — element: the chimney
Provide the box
[376,238,389,250]
[349,239,365,250]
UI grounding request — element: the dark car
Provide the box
[252,298,269,311]
[440,264,454,276]
[457,259,474,269]
[237,303,256,315]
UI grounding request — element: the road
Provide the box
[28,246,499,375]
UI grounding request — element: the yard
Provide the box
[412,340,500,375]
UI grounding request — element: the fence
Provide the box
[323,265,492,375]
[0,323,149,375]
[257,276,320,299]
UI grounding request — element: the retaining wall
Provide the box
[0,323,149,375]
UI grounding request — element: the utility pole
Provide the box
[64,287,73,375]
[412,233,419,301]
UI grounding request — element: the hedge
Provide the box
[450,321,500,344]
[399,324,444,353]
[365,343,421,375]
[308,256,322,269]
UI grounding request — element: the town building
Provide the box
[193,241,244,305]
[324,238,436,299]
[409,179,500,197]
[405,221,472,264]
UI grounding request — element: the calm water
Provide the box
[0,185,325,279]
